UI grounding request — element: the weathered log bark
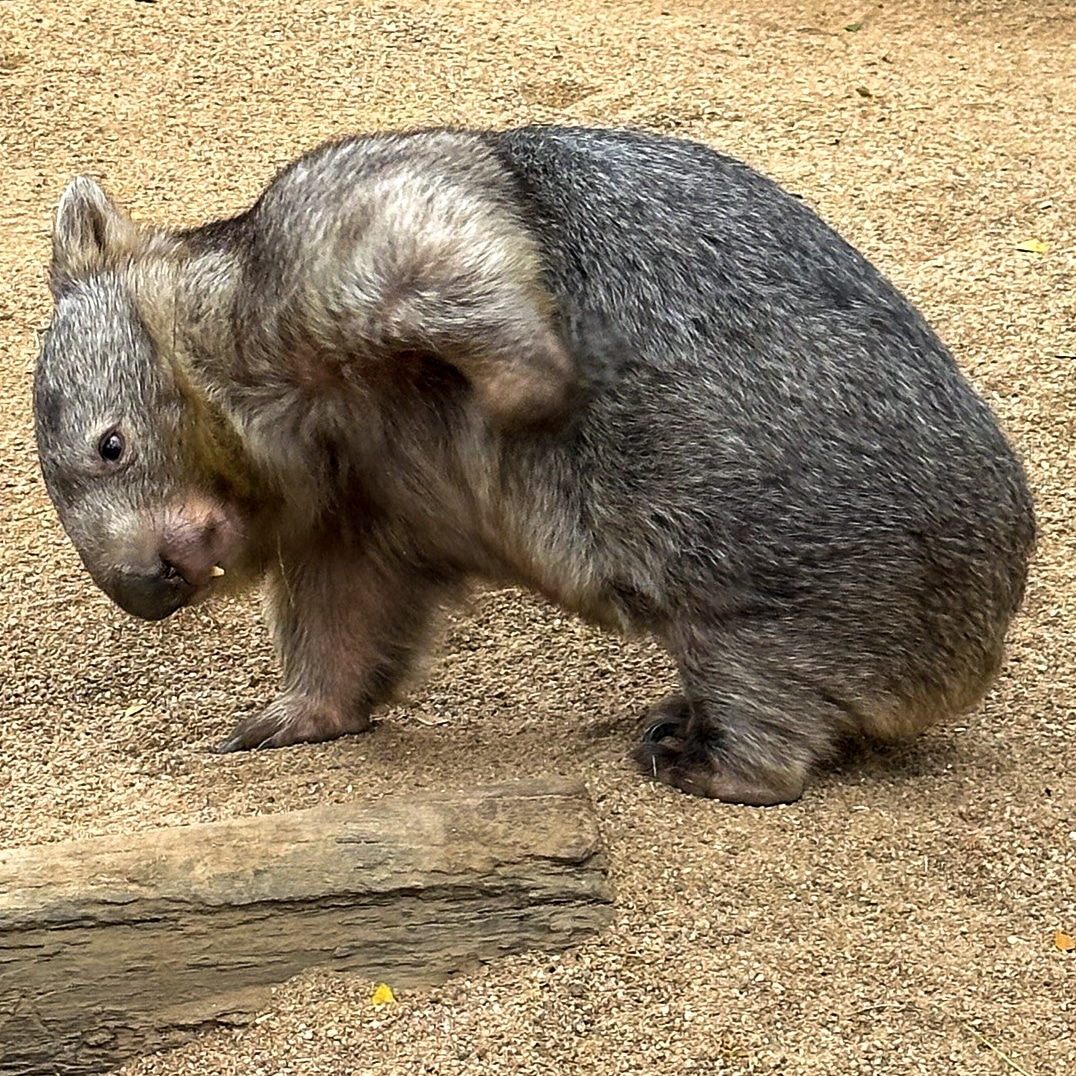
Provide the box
[0,778,612,1076]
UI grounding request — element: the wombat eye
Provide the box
[98,430,126,463]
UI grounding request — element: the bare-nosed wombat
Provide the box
[34,127,1034,805]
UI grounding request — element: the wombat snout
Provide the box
[94,500,236,621]
[107,559,200,621]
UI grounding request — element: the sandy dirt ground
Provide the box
[1,1,1074,1073]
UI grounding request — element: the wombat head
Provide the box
[34,179,251,620]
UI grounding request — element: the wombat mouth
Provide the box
[160,560,186,585]
[161,558,226,592]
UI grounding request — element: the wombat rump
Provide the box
[34,126,1034,805]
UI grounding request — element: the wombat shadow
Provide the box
[822,727,978,789]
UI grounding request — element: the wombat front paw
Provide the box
[217,696,374,752]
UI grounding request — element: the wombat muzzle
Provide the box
[105,560,198,620]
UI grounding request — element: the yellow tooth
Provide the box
[210,565,226,578]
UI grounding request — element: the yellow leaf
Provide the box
[123,701,147,718]
[1015,239,1049,254]
[1055,931,1075,952]
[371,983,397,1006]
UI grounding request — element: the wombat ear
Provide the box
[440,314,581,431]
[51,177,140,293]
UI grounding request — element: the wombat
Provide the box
[34,126,1034,805]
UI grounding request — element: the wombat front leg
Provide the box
[218,536,456,752]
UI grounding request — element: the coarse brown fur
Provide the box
[34,127,1035,805]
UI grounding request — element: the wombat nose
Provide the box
[157,501,234,589]
[107,560,196,621]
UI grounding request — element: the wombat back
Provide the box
[484,127,1034,797]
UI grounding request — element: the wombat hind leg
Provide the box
[217,693,373,752]
[634,644,844,804]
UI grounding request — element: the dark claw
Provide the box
[642,717,683,743]
[215,730,286,753]
[641,694,691,744]
[215,702,374,755]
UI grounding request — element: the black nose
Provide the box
[105,562,197,620]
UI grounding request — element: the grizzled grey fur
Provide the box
[34,126,1034,804]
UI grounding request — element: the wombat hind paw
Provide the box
[216,697,373,753]
[633,737,806,806]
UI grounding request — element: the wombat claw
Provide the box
[216,702,374,753]
[642,717,682,744]
[215,726,289,754]
[641,718,675,744]
[641,695,691,743]
[216,734,261,754]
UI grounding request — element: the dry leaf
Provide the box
[412,713,450,727]
[371,983,397,1006]
[1054,931,1075,952]
[1015,239,1049,254]
[123,701,147,718]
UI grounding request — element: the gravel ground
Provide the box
[1,1,1074,1073]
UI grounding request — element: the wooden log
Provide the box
[0,778,612,1076]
